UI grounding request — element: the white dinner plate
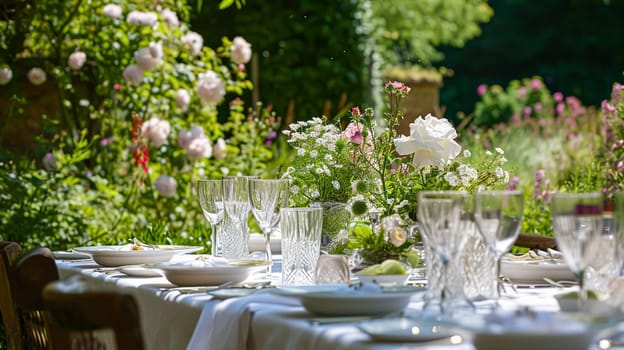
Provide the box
[119,265,163,277]
[154,259,269,286]
[282,284,421,316]
[73,245,202,267]
[500,259,575,284]
[53,250,91,260]
[358,317,458,342]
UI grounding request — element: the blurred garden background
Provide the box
[0,0,623,254]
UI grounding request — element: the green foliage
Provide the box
[190,0,370,121]
[370,0,493,66]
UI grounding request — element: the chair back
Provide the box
[0,241,23,350]
[43,276,145,350]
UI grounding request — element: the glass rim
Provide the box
[249,178,289,183]
[280,207,322,212]
[552,192,603,198]
[474,190,523,195]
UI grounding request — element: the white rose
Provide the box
[230,36,252,64]
[68,51,87,70]
[213,138,226,160]
[27,67,46,86]
[102,4,122,19]
[181,32,203,56]
[186,136,212,161]
[0,67,12,85]
[127,10,157,26]
[161,9,179,27]
[122,64,144,85]
[141,117,171,147]
[195,71,225,105]
[393,114,461,169]
[134,42,162,71]
[42,153,57,171]
[154,175,177,198]
[178,125,204,149]
[175,89,190,111]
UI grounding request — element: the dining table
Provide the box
[55,253,621,350]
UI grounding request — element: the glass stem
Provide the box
[264,231,272,277]
[211,223,218,257]
[495,257,502,300]
[577,269,587,310]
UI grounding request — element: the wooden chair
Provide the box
[0,241,24,350]
[43,276,145,350]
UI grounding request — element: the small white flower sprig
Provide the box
[282,117,357,206]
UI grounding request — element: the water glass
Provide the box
[280,208,323,286]
[221,176,252,259]
[315,254,350,284]
[552,192,604,308]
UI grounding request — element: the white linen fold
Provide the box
[186,291,302,350]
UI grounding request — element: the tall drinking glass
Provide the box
[417,191,470,313]
[249,179,290,275]
[474,190,523,301]
[552,192,604,308]
[280,208,323,286]
[197,179,223,257]
[221,176,252,259]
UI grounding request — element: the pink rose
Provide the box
[27,67,46,86]
[175,89,190,111]
[530,79,542,90]
[341,121,364,145]
[0,67,12,85]
[127,11,158,26]
[230,36,252,64]
[553,91,564,102]
[68,51,87,70]
[122,65,144,85]
[154,175,177,197]
[134,42,162,71]
[351,106,361,117]
[196,71,225,105]
[477,84,487,96]
[102,4,122,19]
[161,9,179,27]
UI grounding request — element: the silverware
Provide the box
[543,277,578,288]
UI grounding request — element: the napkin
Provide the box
[186,291,302,350]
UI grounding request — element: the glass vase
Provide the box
[309,201,350,250]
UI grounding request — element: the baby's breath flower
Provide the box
[332,181,340,190]
[485,150,493,156]
[444,172,459,186]
[310,150,318,158]
[495,166,505,178]
[495,147,505,155]
[290,185,299,195]
[463,149,472,158]
[297,148,305,156]
[310,189,320,198]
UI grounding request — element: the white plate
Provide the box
[289,285,421,316]
[53,250,91,260]
[355,273,410,285]
[248,235,281,254]
[358,317,458,342]
[73,245,202,267]
[119,266,163,277]
[500,259,575,284]
[154,259,269,286]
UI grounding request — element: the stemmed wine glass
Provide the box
[417,190,470,313]
[473,190,524,301]
[196,179,223,257]
[249,179,290,276]
[551,192,604,309]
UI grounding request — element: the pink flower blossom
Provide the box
[341,121,364,145]
[0,67,12,85]
[122,65,144,85]
[213,138,227,160]
[27,67,46,85]
[517,86,527,98]
[556,102,565,115]
[530,79,542,90]
[351,106,361,117]
[181,32,203,56]
[154,175,177,197]
[534,102,542,112]
[113,83,122,90]
[230,36,252,65]
[196,71,225,105]
[178,126,204,149]
[141,117,171,147]
[161,9,179,27]
[186,136,212,161]
[102,4,122,19]
[553,91,564,102]
[476,84,487,96]
[522,106,532,117]
[68,51,87,70]
[42,152,57,171]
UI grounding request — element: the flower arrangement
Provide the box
[333,81,513,265]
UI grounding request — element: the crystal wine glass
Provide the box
[551,192,604,309]
[221,176,254,259]
[417,190,470,313]
[196,179,223,257]
[473,190,524,301]
[249,179,289,276]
